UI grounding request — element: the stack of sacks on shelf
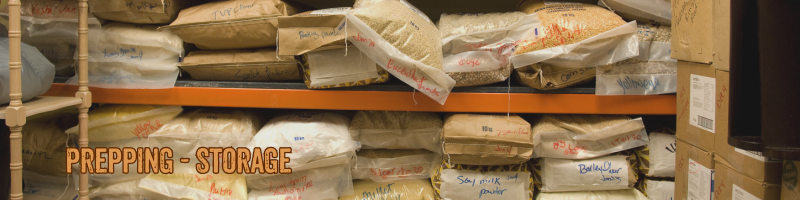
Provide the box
[528,114,649,199]
[632,128,677,200]
[0,38,56,104]
[340,111,443,199]
[166,0,306,82]
[434,114,534,200]
[245,111,360,199]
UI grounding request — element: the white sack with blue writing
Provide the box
[539,155,635,192]
[439,169,531,200]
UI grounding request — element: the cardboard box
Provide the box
[671,0,731,69]
[782,160,800,200]
[677,61,716,152]
[714,70,783,183]
[714,157,781,200]
[676,139,715,200]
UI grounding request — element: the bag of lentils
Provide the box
[530,114,648,159]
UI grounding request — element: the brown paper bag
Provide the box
[515,64,610,90]
[179,48,301,82]
[162,0,302,50]
[443,114,534,165]
[89,0,192,24]
[277,8,351,56]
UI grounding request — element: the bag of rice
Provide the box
[21,170,78,200]
[247,161,354,200]
[0,38,55,104]
[531,155,638,192]
[161,0,301,50]
[0,0,102,76]
[515,64,600,90]
[352,149,441,182]
[536,188,648,200]
[89,0,192,24]
[179,48,302,82]
[640,179,675,200]
[511,0,638,70]
[634,128,676,177]
[598,0,671,24]
[88,179,167,200]
[65,104,183,142]
[300,47,389,89]
[349,111,442,152]
[65,22,183,89]
[596,21,677,95]
[339,179,436,200]
[432,160,533,200]
[277,8,350,56]
[343,0,455,104]
[438,12,537,86]
[442,114,533,165]
[530,114,648,159]
[139,165,248,200]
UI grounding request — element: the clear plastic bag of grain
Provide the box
[343,0,455,104]
[432,160,533,200]
[530,114,648,159]
[349,111,442,152]
[339,179,437,200]
[511,0,639,70]
[530,154,638,192]
[351,149,441,182]
[438,12,540,87]
[596,22,677,95]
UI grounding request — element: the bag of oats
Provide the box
[599,0,671,24]
[339,179,436,200]
[432,160,533,200]
[596,22,677,95]
[89,0,192,24]
[443,114,533,165]
[634,128,677,177]
[277,8,351,56]
[531,155,638,192]
[179,48,301,82]
[439,13,539,87]
[161,0,301,50]
[530,114,648,159]
[511,0,638,70]
[300,47,389,89]
[351,149,441,182]
[349,111,442,152]
[343,0,455,104]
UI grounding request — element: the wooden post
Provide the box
[77,0,92,199]
[5,0,25,199]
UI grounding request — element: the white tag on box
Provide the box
[687,158,714,200]
[734,148,782,163]
[733,184,760,200]
[689,74,716,133]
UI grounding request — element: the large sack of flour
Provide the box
[139,168,248,200]
[351,149,441,182]
[443,114,533,165]
[532,154,638,192]
[349,111,442,152]
[531,114,648,159]
[635,128,677,177]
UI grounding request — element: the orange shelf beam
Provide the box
[42,83,676,114]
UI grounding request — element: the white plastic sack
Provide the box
[644,180,675,200]
[21,170,79,200]
[343,0,456,104]
[352,149,441,182]
[306,48,380,88]
[438,169,532,200]
[0,38,55,104]
[88,179,167,200]
[247,162,354,200]
[595,40,677,95]
[533,117,648,159]
[599,0,671,24]
[66,22,182,89]
[79,138,153,185]
[536,188,648,200]
[539,155,634,192]
[139,168,248,200]
[64,105,184,142]
[644,129,677,177]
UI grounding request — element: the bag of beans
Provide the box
[599,0,671,24]
[300,47,389,89]
[432,160,533,200]
[349,111,442,152]
[530,114,648,159]
[531,155,638,192]
[89,0,192,24]
[634,128,677,177]
[438,12,538,87]
[536,188,648,200]
[511,0,638,70]
[339,179,436,200]
[20,170,78,200]
[443,114,533,165]
[277,8,350,56]
[247,161,354,200]
[343,0,455,105]
[352,149,441,182]
[596,21,677,95]
[179,48,302,82]
[161,0,301,50]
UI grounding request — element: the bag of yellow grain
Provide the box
[442,114,533,165]
[530,154,638,192]
[530,114,648,159]
[351,149,441,182]
[338,179,436,200]
[432,160,533,200]
[349,111,443,152]
[179,48,302,82]
[342,0,455,104]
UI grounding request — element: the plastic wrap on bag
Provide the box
[599,0,671,24]
[344,0,455,104]
[443,114,533,165]
[635,128,677,177]
[140,171,247,200]
[89,0,192,24]
[247,162,354,200]
[339,179,436,200]
[0,38,55,104]
[64,105,183,142]
[642,179,675,200]
[535,188,648,200]
[179,48,302,82]
[87,179,167,200]
[20,170,79,200]
[301,47,389,89]
[1,108,77,177]
[432,160,533,200]
[532,155,637,192]
[349,111,442,152]
[352,149,441,182]
[596,22,676,95]
[76,138,153,185]
[531,115,648,159]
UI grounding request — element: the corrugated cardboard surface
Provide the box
[712,0,731,71]
[672,0,714,63]
[677,61,716,152]
[714,70,783,183]
[714,158,781,200]
[782,160,800,200]
[675,139,715,200]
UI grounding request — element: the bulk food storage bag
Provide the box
[536,188,648,200]
[531,155,638,192]
[596,21,676,95]
[432,160,533,200]
[65,105,183,142]
[0,38,55,104]
[247,161,354,200]
[15,109,76,177]
[0,0,102,76]
[20,170,78,200]
[351,149,441,182]
[443,114,533,165]
[634,128,676,177]
[530,114,648,159]
[339,179,436,200]
[88,179,167,200]
[349,111,442,152]
[277,8,350,56]
[301,47,389,89]
[66,22,183,89]
[599,0,671,24]
[140,164,248,200]
[161,0,302,50]
[438,12,537,86]
[179,48,301,82]
[641,179,675,200]
[343,0,455,104]
[90,0,192,24]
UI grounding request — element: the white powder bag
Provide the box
[536,188,648,200]
[536,155,637,192]
[21,170,78,200]
[635,128,677,177]
[65,104,183,142]
[349,111,442,152]
[432,161,533,200]
[643,180,675,200]
[531,114,648,159]
[352,149,441,182]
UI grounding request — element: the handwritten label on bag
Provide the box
[545,155,629,191]
[440,169,530,199]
